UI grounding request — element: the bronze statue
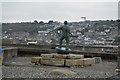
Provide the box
[48,21,78,53]
[55,21,72,50]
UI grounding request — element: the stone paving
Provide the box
[2,57,118,78]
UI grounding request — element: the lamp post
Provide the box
[81,17,86,51]
[81,17,86,22]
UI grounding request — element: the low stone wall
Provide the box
[16,47,117,59]
[3,47,17,64]
[3,44,118,53]
[31,54,101,67]
[0,53,3,65]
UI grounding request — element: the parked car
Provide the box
[27,41,37,45]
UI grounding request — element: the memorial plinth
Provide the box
[31,53,101,67]
[41,58,65,66]
[65,59,84,67]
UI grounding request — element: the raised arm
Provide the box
[47,26,62,34]
[68,28,78,37]
[67,27,73,36]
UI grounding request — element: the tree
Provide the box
[39,21,44,24]
[48,20,53,24]
[34,20,38,24]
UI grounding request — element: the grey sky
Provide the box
[2,2,118,23]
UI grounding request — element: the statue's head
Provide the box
[64,21,68,25]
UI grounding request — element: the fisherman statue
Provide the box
[48,21,78,54]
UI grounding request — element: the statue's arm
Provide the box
[54,27,61,31]
[47,26,61,34]
[68,27,73,36]
[68,28,78,37]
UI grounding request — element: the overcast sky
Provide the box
[2,2,118,23]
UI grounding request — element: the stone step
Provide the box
[65,59,84,67]
[53,54,68,59]
[41,53,84,59]
[41,58,65,66]
[31,54,98,67]
[82,58,95,66]
[31,57,42,65]
[41,54,54,59]
[67,54,84,59]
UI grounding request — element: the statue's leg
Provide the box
[66,37,69,50]
[59,36,64,48]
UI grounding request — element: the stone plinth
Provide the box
[41,58,65,66]
[41,54,53,59]
[31,53,100,67]
[65,59,83,67]
[82,58,95,66]
[53,54,68,59]
[67,54,84,59]
[31,57,42,65]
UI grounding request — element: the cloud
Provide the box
[1,0,120,2]
[2,2,118,22]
